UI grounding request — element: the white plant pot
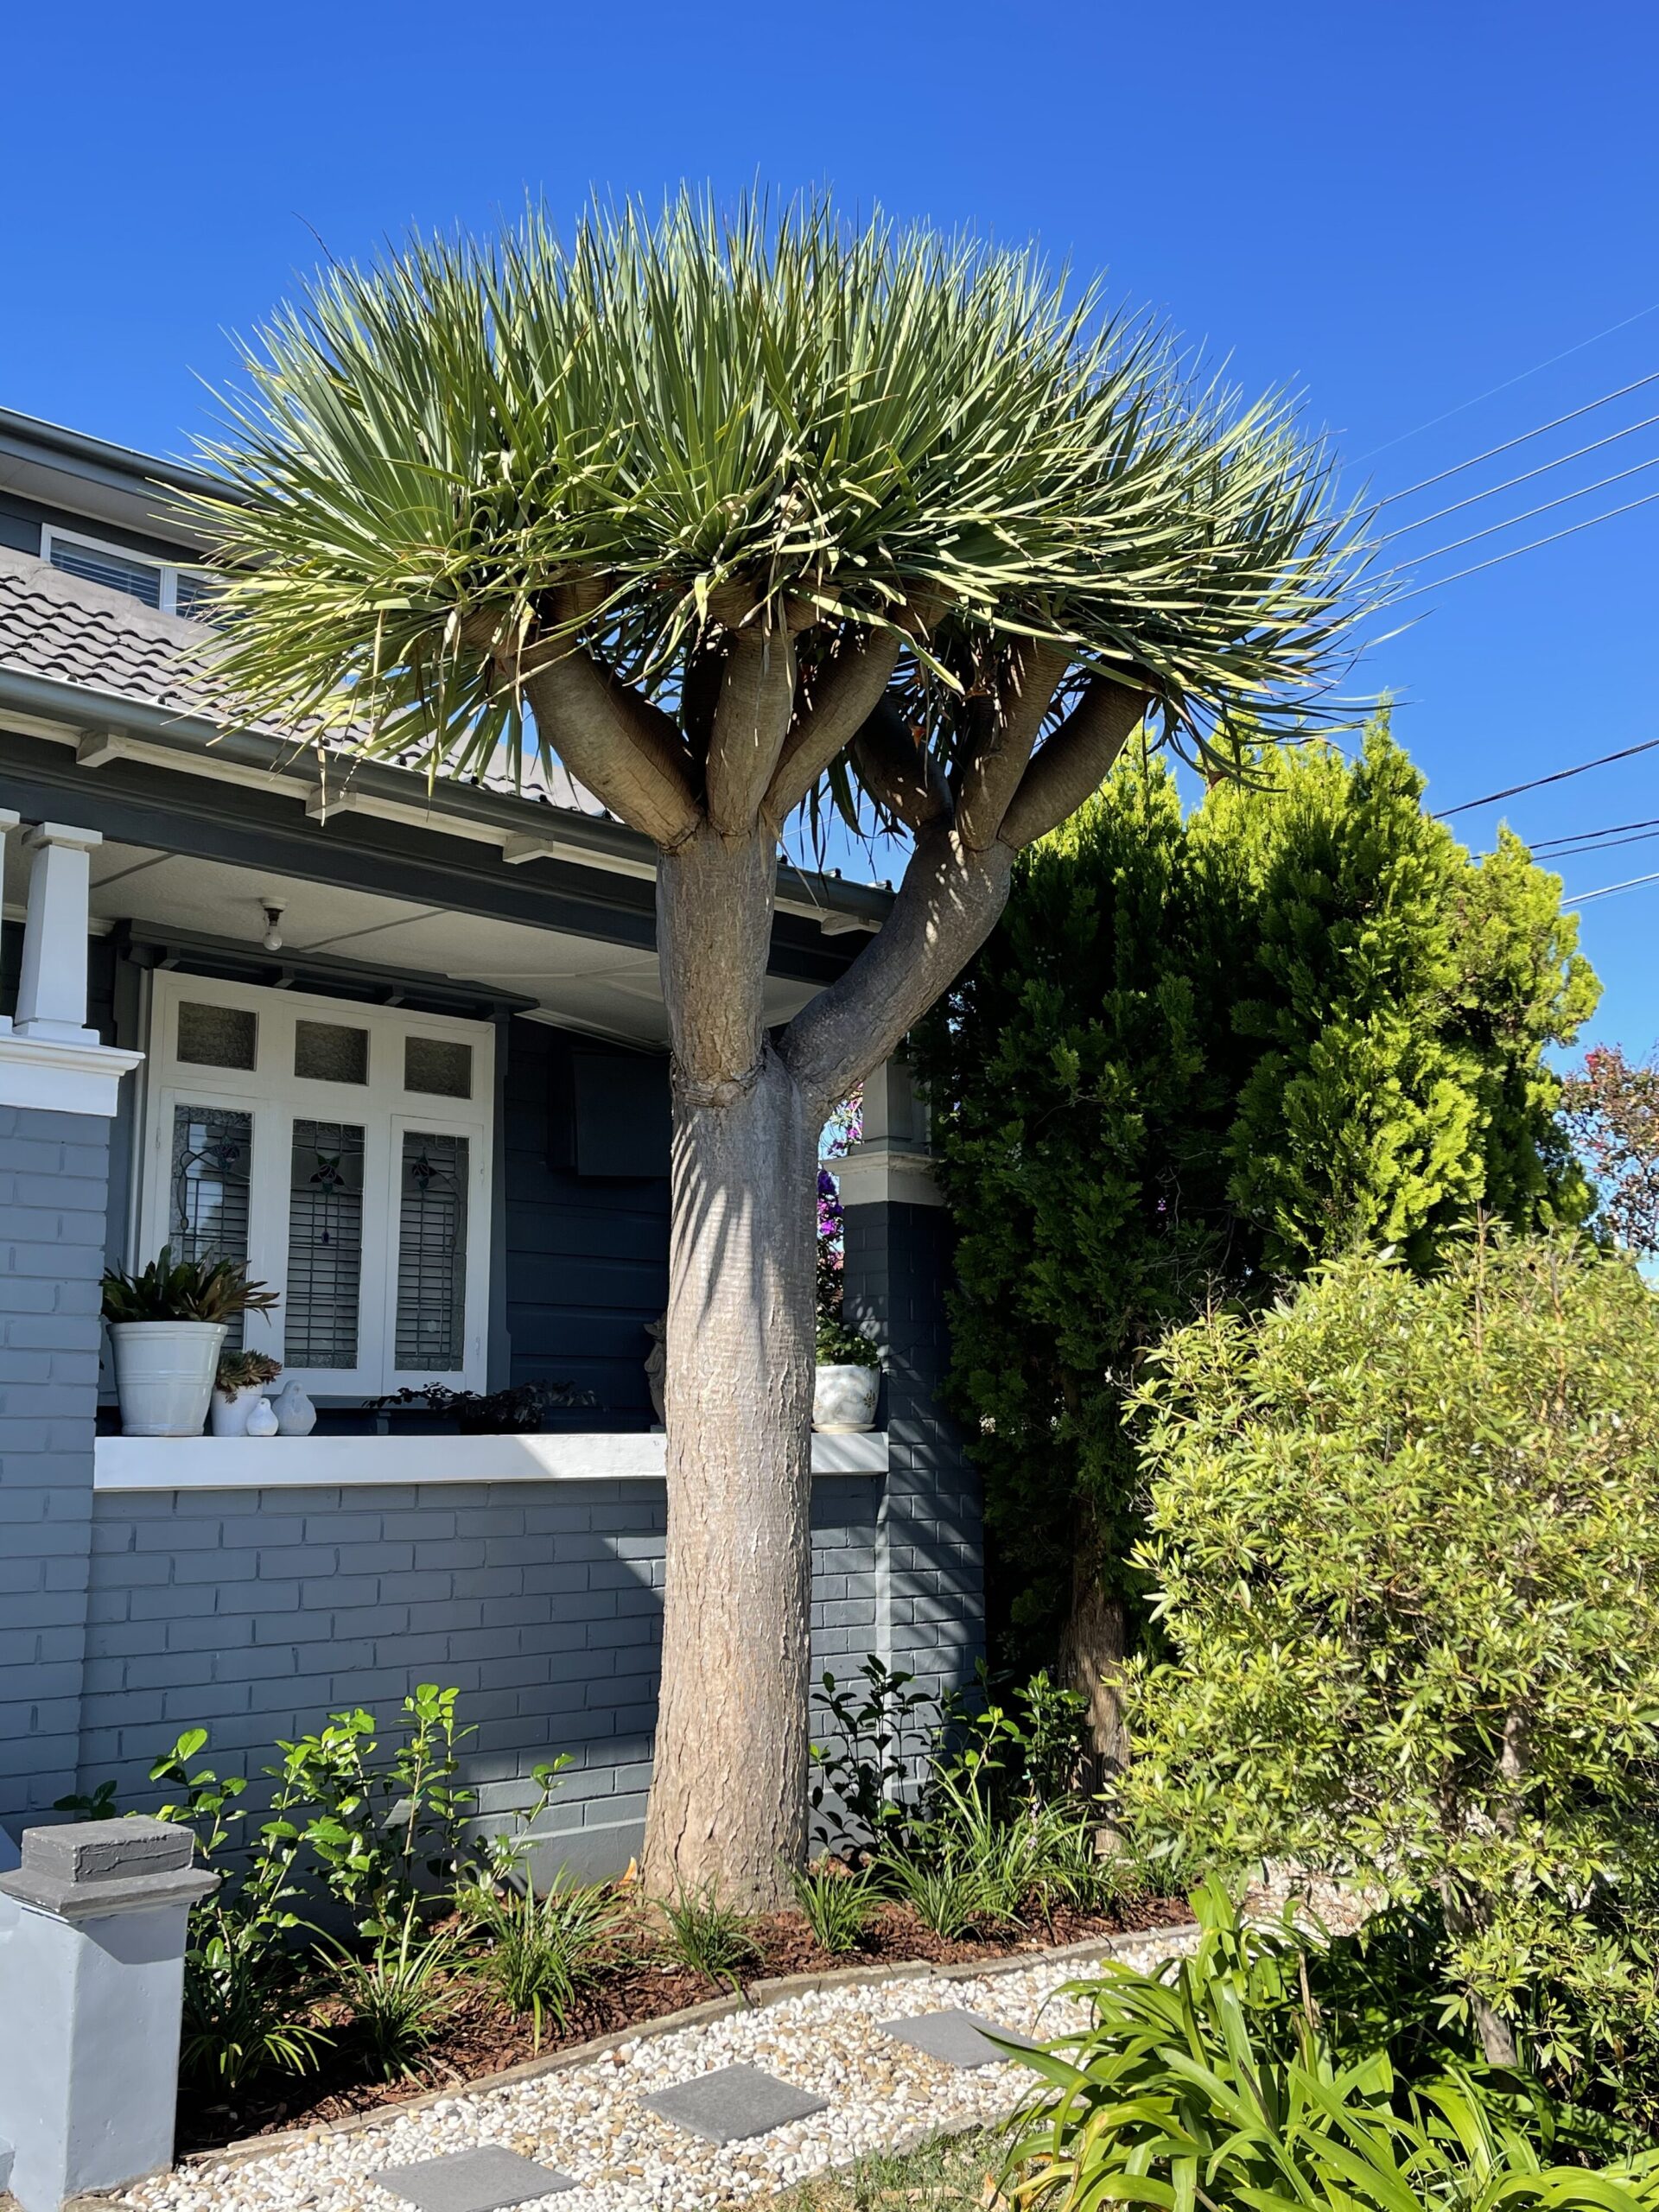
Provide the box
[109,1321,226,1438]
[814,1362,880,1433]
[209,1382,267,1437]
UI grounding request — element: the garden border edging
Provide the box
[183,1919,1198,2177]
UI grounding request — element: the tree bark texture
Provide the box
[1058,1539,1131,1796]
[641,827,819,1904]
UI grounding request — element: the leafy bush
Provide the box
[810,1657,939,1861]
[1120,1230,1659,2084]
[216,1349,282,1389]
[789,1861,875,1954]
[102,1247,281,1325]
[1001,1882,1659,2212]
[816,1315,880,1368]
[660,1884,759,1986]
[467,1875,620,2049]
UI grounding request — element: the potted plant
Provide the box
[211,1349,283,1437]
[101,1249,280,1438]
[814,1315,881,1433]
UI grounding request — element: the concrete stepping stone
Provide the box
[372,2145,577,2212]
[878,2005,1041,2069]
[640,2061,830,2144]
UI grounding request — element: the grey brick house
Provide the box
[0,406,984,1866]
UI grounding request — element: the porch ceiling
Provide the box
[75,837,817,1047]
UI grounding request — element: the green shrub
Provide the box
[1001,1882,1659,2212]
[101,1246,280,1323]
[789,1861,875,1954]
[1120,1230,1659,2087]
[660,1884,759,1986]
[468,1875,620,2049]
[327,1903,461,2082]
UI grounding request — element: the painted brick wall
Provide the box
[78,1471,880,1875]
[842,1197,984,1703]
[0,1105,111,1827]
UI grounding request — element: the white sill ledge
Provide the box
[93,1429,889,1492]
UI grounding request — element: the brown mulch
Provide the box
[175,1891,1193,2158]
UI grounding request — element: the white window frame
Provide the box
[137,973,494,1395]
[41,526,209,619]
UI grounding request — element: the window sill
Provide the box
[92,1429,889,1491]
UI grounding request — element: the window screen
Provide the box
[395,1134,468,1370]
[48,538,164,607]
[284,1120,365,1369]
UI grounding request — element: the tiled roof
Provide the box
[0,546,607,817]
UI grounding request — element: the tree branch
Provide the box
[762,626,902,827]
[524,652,703,849]
[778,821,1014,1116]
[954,640,1073,851]
[851,698,950,830]
[706,622,798,837]
[995,677,1151,850]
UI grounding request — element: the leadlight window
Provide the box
[284,1120,365,1369]
[404,1035,472,1098]
[177,1001,257,1071]
[395,1134,468,1370]
[295,1019,369,1084]
[170,1103,252,1349]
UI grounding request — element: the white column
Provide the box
[14,822,102,1045]
[0,809,19,1037]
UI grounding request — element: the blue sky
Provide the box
[5,0,1656,1052]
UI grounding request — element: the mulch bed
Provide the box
[176,1892,1193,2157]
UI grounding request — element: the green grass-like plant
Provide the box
[660,1884,759,1987]
[327,1904,461,2082]
[469,1875,620,2050]
[789,1860,874,1955]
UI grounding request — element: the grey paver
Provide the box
[372,2145,577,2212]
[640,2061,830,2144]
[877,2005,1039,2069]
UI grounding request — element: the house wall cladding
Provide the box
[0,1104,111,1826]
[75,1470,883,1873]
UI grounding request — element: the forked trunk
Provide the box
[641,828,818,1906]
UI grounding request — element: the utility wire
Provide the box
[1531,814,1659,851]
[1384,452,1659,566]
[1355,303,1659,465]
[1570,865,1659,904]
[1374,366,1659,504]
[1378,408,1659,537]
[1391,484,1659,607]
[1534,825,1659,862]
[1436,736,1659,819]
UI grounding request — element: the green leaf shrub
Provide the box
[101,1246,281,1324]
[1119,1230,1659,2094]
[917,721,1599,1664]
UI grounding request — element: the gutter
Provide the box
[0,664,892,934]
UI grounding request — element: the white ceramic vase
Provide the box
[210,1382,266,1438]
[109,1321,226,1438]
[271,1380,317,1437]
[244,1395,280,1438]
[813,1362,880,1433]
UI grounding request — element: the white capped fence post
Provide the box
[0,1817,215,2212]
[14,822,103,1043]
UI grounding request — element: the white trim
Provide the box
[0,1033,143,1116]
[93,1428,890,1491]
[41,525,203,619]
[137,974,494,1395]
[837,1145,943,1209]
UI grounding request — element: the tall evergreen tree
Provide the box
[918,720,1598,1755]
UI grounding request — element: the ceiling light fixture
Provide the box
[260,898,287,953]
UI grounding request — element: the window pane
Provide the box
[284,1120,365,1370]
[294,1019,368,1084]
[178,1001,257,1071]
[172,570,219,622]
[48,537,163,607]
[395,1134,467,1371]
[170,1104,252,1351]
[404,1035,472,1099]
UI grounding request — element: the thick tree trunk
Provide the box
[1058,1544,1130,1796]
[640,827,818,1906]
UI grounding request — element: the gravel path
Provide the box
[128,1928,1198,2212]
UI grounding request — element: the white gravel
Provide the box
[128,1929,1198,2212]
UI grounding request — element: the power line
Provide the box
[1531,814,1659,853]
[1354,303,1659,465]
[1385,451,1659,566]
[1535,825,1659,862]
[1570,865,1659,904]
[1436,735,1659,819]
[1391,484,1659,607]
[1374,367,1659,505]
[1378,408,1659,537]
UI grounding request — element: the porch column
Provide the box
[839,1055,985,1702]
[0,819,140,1842]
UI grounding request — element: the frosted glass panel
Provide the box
[285,1120,365,1370]
[404,1036,472,1098]
[295,1020,369,1084]
[395,1134,467,1370]
[177,1001,257,1071]
[170,1103,253,1350]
